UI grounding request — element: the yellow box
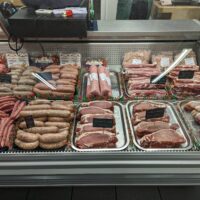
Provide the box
[0,0,24,6]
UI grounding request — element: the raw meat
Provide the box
[76,131,118,149]
[140,129,186,148]
[88,66,101,97]
[132,111,170,125]
[129,89,167,99]
[79,106,112,116]
[135,121,179,137]
[80,114,115,124]
[98,66,112,97]
[152,52,173,70]
[123,51,152,68]
[76,123,115,135]
[83,101,113,110]
[133,102,166,113]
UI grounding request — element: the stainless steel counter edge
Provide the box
[1,152,200,186]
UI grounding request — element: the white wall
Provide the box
[101,0,118,20]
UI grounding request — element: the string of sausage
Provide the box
[0,99,26,149]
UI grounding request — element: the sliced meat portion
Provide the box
[79,106,112,116]
[132,112,170,125]
[80,114,115,124]
[135,121,179,137]
[129,89,167,98]
[76,131,118,149]
[140,129,186,148]
[83,101,113,110]
[76,123,115,135]
[133,102,166,113]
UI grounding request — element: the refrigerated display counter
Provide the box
[0,20,200,186]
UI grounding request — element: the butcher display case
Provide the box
[0,20,200,186]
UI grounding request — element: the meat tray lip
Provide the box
[121,70,170,100]
[79,71,123,102]
[71,102,130,152]
[126,100,193,152]
[177,100,200,147]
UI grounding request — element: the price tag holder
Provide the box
[150,75,167,84]
[37,72,52,80]
[24,116,35,129]
[146,108,165,119]
[6,53,29,68]
[93,118,113,128]
[178,71,194,79]
[0,74,11,83]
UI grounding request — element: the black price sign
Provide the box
[37,72,52,80]
[146,108,165,119]
[24,116,35,129]
[93,118,113,128]
[150,75,167,84]
[0,74,11,83]
[178,71,194,79]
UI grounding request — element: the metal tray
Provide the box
[79,72,123,101]
[177,100,200,147]
[126,100,193,151]
[71,102,130,152]
[122,73,171,100]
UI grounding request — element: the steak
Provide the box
[135,121,179,137]
[83,101,113,110]
[140,129,186,148]
[79,106,112,116]
[76,123,115,135]
[76,131,118,149]
[133,102,166,113]
[132,112,170,125]
[80,114,115,124]
[129,89,167,98]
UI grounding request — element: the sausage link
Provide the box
[20,110,70,118]
[48,117,66,122]
[18,121,44,129]
[17,130,39,142]
[39,140,67,149]
[23,104,51,111]
[15,139,39,150]
[39,130,69,143]
[45,122,70,129]
[29,99,51,105]
[25,126,59,134]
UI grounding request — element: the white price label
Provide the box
[132,59,142,65]
[184,58,195,66]
[90,73,98,81]
[6,53,29,68]
[59,53,81,67]
[99,73,107,81]
[160,57,170,68]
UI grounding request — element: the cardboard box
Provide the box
[0,0,24,6]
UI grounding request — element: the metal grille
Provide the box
[0,41,197,65]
